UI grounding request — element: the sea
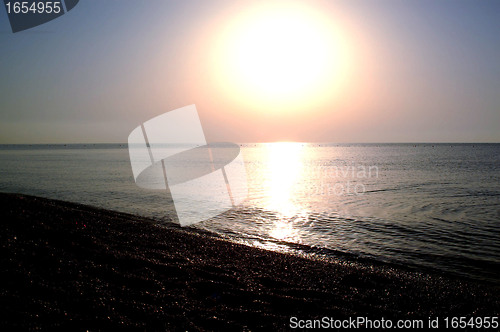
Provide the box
[0,143,499,284]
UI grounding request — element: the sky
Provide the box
[0,0,499,143]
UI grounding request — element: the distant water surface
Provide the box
[0,143,499,283]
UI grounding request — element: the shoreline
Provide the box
[1,193,499,330]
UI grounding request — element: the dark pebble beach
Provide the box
[1,193,498,330]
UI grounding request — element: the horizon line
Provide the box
[0,142,499,145]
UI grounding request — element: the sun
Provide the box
[211,2,349,112]
[230,8,330,98]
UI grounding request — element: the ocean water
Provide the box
[0,143,499,283]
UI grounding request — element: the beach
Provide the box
[1,193,499,330]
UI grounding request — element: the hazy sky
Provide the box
[1,0,499,143]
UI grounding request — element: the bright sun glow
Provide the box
[212,2,350,112]
[230,10,330,98]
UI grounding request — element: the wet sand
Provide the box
[0,193,498,330]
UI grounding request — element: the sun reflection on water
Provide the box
[262,142,306,241]
[269,220,300,240]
